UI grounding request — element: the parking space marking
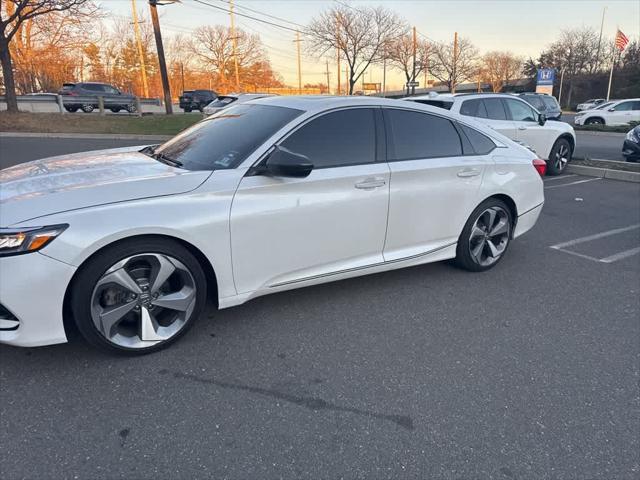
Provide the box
[543,174,577,182]
[600,246,640,263]
[550,224,640,264]
[544,178,602,190]
[550,224,640,249]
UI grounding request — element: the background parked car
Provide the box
[574,98,640,126]
[58,82,136,113]
[622,126,640,162]
[518,93,562,120]
[179,90,217,112]
[577,98,606,111]
[203,93,276,115]
[405,92,576,175]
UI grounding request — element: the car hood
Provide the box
[0,145,212,226]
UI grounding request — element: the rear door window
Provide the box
[483,98,508,120]
[459,124,496,155]
[460,99,488,118]
[384,108,462,160]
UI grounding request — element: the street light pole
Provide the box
[148,0,172,114]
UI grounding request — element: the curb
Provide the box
[566,164,640,183]
[574,130,627,138]
[0,132,172,141]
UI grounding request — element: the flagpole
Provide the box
[607,48,622,101]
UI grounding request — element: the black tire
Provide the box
[546,137,572,176]
[455,198,513,272]
[585,117,604,125]
[70,237,207,355]
[184,107,192,113]
[110,107,121,113]
[65,106,78,113]
[81,104,95,113]
[198,105,204,113]
[125,103,137,113]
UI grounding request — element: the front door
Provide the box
[503,98,555,160]
[230,107,390,293]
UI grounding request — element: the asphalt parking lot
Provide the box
[1,139,639,479]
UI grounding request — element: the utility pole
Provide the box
[411,26,417,95]
[295,31,302,94]
[595,6,607,72]
[149,0,172,113]
[230,0,240,92]
[336,15,341,95]
[452,31,458,93]
[131,0,149,98]
[325,59,330,94]
[382,53,387,97]
[180,62,185,92]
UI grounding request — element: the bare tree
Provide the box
[386,33,430,95]
[429,36,478,92]
[187,25,263,91]
[308,5,406,95]
[481,51,523,92]
[1,0,93,112]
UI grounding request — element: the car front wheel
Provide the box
[455,199,512,272]
[70,238,207,354]
[585,117,604,125]
[547,138,572,175]
[81,104,94,113]
[125,103,137,113]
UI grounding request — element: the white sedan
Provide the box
[0,96,545,354]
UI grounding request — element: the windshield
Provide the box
[595,102,613,110]
[152,104,303,171]
[542,96,559,109]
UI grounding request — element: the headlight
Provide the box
[626,129,639,143]
[0,224,68,257]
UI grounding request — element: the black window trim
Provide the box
[265,105,385,171]
[455,122,497,156]
[382,106,465,162]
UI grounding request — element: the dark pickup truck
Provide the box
[179,90,217,112]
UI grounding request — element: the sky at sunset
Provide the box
[102,0,640,91]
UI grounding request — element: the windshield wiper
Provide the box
[153,152,183,168]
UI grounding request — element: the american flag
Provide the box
[615,29,629,51]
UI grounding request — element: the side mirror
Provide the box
[608,108,615,112]
[538,113,547,126]
[264,146,313,178]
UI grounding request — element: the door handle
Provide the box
[517,126,527,130]
[457,168,481,178]
[355,178,386,189]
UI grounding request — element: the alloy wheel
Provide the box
[90,253,197,349]
[554,143,570,172]
[468,206,510,267]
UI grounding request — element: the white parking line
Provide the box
[543,174,577,182]
[600,247,640,263]
[544,178,602,190]
[550,224,640,249]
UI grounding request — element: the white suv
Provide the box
[574,98,640,126]
[405,93,576,175]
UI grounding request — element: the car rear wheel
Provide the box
[585,117,604,125]
[546,138,572,175]
[81,104,94,113]
[70,238,207,355]
[125,104,137,113]
[455,199,512,272]
[110,107,121,113]
[64,106,78,113]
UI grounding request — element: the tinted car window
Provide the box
[460,99,488,118]
[504,99,538,122]
[522,95,545,110]
[207,96,237,108]
[153,104,302,171]
[634,101,640,110]
[281,108,376,168]
[459,124,496,155]
[411,99,453,110]
[542,96,559,109]
[385,109,462,160]
[614,101,634,111]
[483,98,508,120]
[84,84,104,92]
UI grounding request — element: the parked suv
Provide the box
[405,92,576,175]
[179,90,217,112]
[58,82,137,113]
[518,93,562,121]
[574,99,640,126]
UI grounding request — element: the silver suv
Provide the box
[405,93,576,175]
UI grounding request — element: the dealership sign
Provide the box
[535,68,555,95]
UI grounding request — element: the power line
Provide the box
[190,0,300,33]
[217,0,306,29]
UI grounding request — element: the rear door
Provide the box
[230,107,390,293]
[382,108,488,261]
